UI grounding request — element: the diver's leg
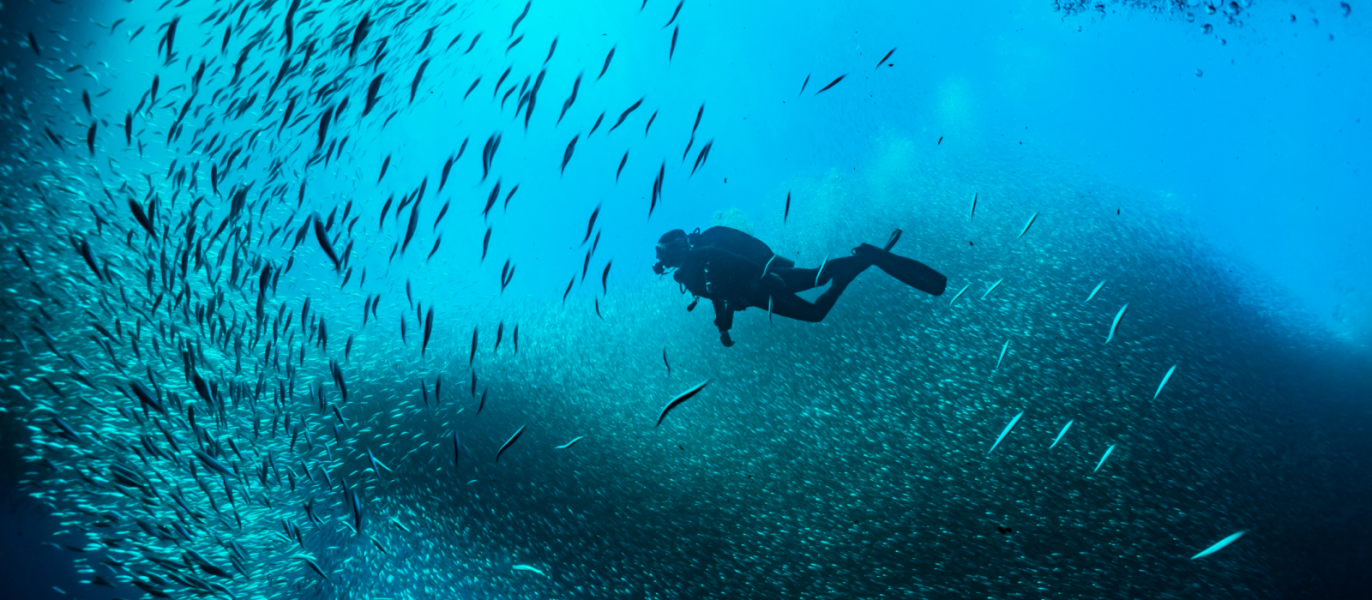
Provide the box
[766,292,827,323]
[766,267,865,323]
[769,267,819,293]
[770,254,874,294]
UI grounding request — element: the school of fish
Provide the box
[0,0,1305,598]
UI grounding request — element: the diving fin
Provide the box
[873,250,946,296]
[884,229,902,252]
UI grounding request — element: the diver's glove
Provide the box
[720,331,735,347]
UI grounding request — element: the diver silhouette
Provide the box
[652,227,947,346]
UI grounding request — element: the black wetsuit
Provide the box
[670,226,876,336]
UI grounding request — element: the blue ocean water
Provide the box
[0,0,1369,598]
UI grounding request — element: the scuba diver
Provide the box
[652,226,947,346]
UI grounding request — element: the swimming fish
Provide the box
[599,46,615,80]
[1050,420,1073,449]
[815,74,846,95]
[554,436,584,449]
[1190,530,1246,560]
[656,380,710,427]
[1085,280,1106,303]
[1105,303,1128,344]
[874,47,896,69]
[1092,444,1115,473]
[562,135,578,174]
[663,0,684,28]
[981,278,1003,300]
[994,340,1009,370]
[949,283,971,307]
[987,411,1023,454]
[1018,211,1039,239]
[1154,364,1177,400]
[512,564,547,576]
[495,424,527,462]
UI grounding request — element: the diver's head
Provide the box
[652,229,689,274]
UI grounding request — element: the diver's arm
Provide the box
[711,299,735,347]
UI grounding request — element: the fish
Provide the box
[411,59,430,103]
[470,327,479,365]
[1154,364,1177,400]
[799,74,810,95]
[1190,531,1246,560]
[617,151,629,181]
[815,74,846,95]
[690,139,712,175]
[981,278,1003,300]
[403,202,421,253]
[313,215,340,270]
[349,14,371,60]
[482,227,492,262]
[1085,280,1106,303]
[28,31,41,57]
[609,98,644,132]
[663,348,671,376]
[598,46,616,80]
[1105,303,1129,343]
[987,411,1023,454]
[495,424,527,462]
[513,564,547,576]
[555,437,584,450]
[1050,420,1074,449]
[814,255,830,287]
[656,380,710,427]
[583,204,601,244]
[875,47,896,69]
[422,307,434,355]
[510,1,531,37]
[1092,444,1116,473]
[784,191,791,223]
[994,340,1009,370]
[361,75,385,117]
[601,260,613,294]
[561,135,578,174]
[128,199,156,238]
[559,74,582,123]
[970,193,977,221]
[670,26,679,61]
[1018,211,1039,238]
[664,0,684,27]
